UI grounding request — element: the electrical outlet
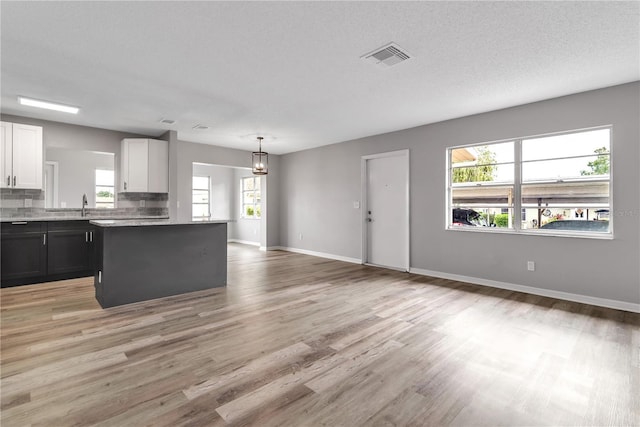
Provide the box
[24,198,32,208]
[299,233,303,240]
[527,261,535,271]
[139,200,146,207]
[353,201,360,209]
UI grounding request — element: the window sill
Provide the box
[446,226,613,240]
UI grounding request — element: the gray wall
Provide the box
[279,82,640,305]
[192,163,235,220]
[174,138,279,248]
[45,148,114,208]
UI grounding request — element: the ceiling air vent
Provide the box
[192,124,209,130]
[159,118,176,125]
[361,42,411,67]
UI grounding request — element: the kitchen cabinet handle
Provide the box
[90,231,93,242]
[85,231,89,242]
[6,176,10,186]
[11,221,27,225]
[13,176,16,186]
[43,233,46,246]
[124,181,127,190]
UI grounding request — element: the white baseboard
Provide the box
[227,239,260,247]
[275,246,361,264]
[409,267,640,314]
[265,246,639,313]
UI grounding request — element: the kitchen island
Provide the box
[90,219,228,308]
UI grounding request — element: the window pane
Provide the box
[522,155,610,181]
[254,177,261,190]
[522,207,609,232]
[522,182,609,207]
[243,192,255,204]
[255,204,261,218]
[451,164,514,184]
[243,177,254,191]
[193,176,209,190]
[192,189,209,204]
[451,207,513,228]
[96,186,115,204]
[244,204,255,217]
[522,128,610,161]
[96,169,114,186]
[192,204,209,217]
[451,142,514,166]
[452,185,514,207]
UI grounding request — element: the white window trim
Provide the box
[241,176,261,220]
[446,125,613,239]
[192,175,211,218]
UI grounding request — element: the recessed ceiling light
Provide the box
[159,118,176,125]
[192,124,209,130]
[18,96,79,114]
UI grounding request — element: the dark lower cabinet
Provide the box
[1,220,95,287]
[47,221,95,281]
[1,222,48,286]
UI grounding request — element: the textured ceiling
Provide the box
[1,1,638,154]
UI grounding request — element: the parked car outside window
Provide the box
[452,208,489,227]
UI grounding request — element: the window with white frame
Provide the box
[448,127,611,236]
[95,169,115,209]
[192,176,210,218]
[241,176,261,219]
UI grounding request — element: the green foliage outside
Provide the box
[97,190,114,198]
[493,213,509,228]
[245,205,261,218]
[452,147,497,183]
[580,147,610,176]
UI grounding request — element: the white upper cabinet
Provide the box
[0,121,43,189]
[120,138,168,193]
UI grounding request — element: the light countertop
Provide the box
[1,216,169,223]
[90,218,232,227]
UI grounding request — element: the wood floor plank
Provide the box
[1,243,639,426]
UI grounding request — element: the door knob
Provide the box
[367,218,372,222]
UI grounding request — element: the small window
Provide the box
[241,176,261,219]
[95,169,115,209]
[447,127,611,236]
[192,176,210,218]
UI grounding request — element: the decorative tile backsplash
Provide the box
[0,189,168,219]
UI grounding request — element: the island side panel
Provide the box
[96,223,227,308]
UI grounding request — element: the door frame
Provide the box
[360,149,410,271]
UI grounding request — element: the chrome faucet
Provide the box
[82,194,88,217]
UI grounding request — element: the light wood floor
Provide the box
[1,244,639,426]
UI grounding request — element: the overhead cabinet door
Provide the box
[12,124,43,189]
[121,138,149,192]
[0,122,43,190]
[121,138,168,193]
[0,122,12,188]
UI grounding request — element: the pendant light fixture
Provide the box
[252,136,268,175]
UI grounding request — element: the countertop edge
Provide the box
[90,219,232,227]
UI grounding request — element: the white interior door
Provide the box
[363,150,409,271]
